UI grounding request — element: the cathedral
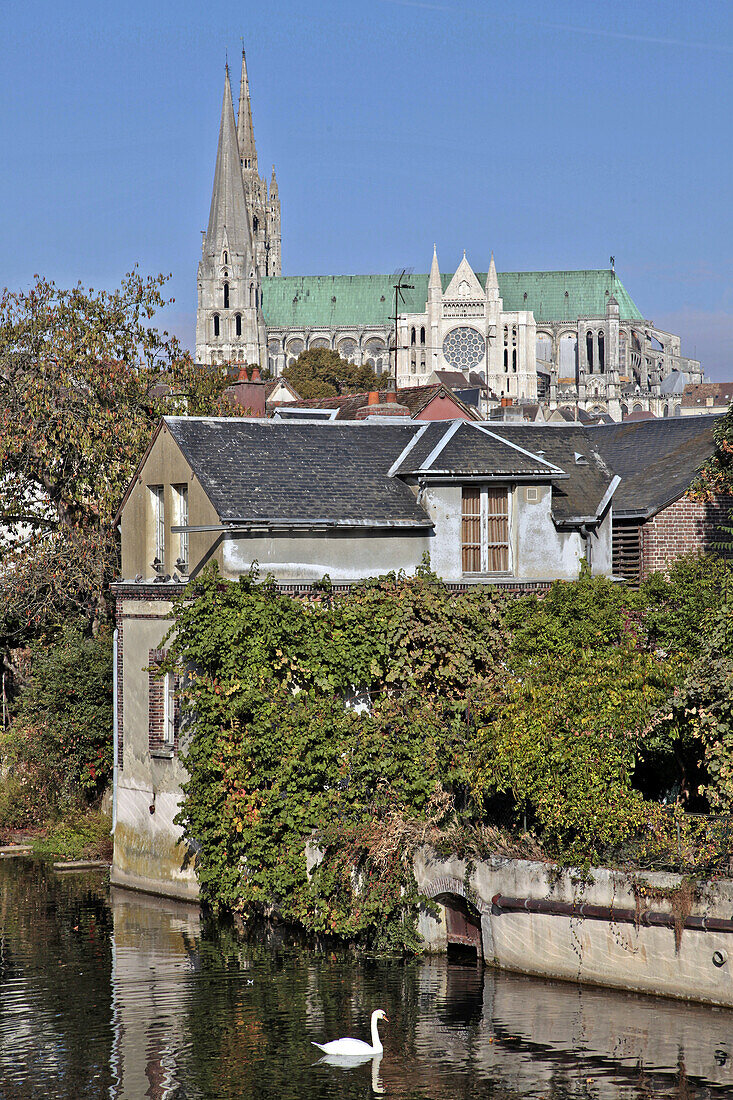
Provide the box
[196,53,704,420]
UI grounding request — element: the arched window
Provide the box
[223,251,228,265]
[213,313,220,337]
[235,313,242,337]
[598,330,605,372]
[586,331,594,371]
[410,351,417,374]
[420,326,426,345]
[512,326,517,372]
[253,215,259,234]
[223,283,229,309]
[503,326,509,372]
[250,283,255,307]
[411,327,416,346]
[420,352,426,372]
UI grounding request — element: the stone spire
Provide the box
[270,164,278,198]
[485,251,499,302]
[428,244,441,290]
[237,48,258,174]
[204,65,251,259]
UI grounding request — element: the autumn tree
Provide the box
[281,347,390,399]
[0,270,236,639]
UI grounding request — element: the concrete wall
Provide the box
[222,529,429,583]
[112,597,199,902]
[121,424,221,582]
[423,482,609,582]
[415,848,733,1008]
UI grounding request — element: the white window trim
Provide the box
[163,672,175,746]
[150,485,165,565]
[463,485,513,576]
[172,484,189,570]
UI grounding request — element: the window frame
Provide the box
[172,483,189,572]
[149,485,165,566]
[461,484,513,575]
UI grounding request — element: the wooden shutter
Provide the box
[612,519,642,584]
[486,488,509,572]
[462,488,481,573]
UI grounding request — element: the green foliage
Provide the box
[472,648,674,864]
[281,347,389,399]
[0,624,113,823]
[0,271,238,638]
[31,810,113,861]
[166,554,733,946]
[504,572,644,665]
[641,553,732,659]
[165,564,502,951]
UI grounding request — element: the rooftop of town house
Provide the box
[682,382,733,407]
[270,384,481,422]
[164,416,432,529]
[591,414,720,519]
[260,270,644,329]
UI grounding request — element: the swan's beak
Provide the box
[383,1014,389,1022]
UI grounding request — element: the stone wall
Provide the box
[414,848,733,1007]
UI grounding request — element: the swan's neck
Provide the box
[370,1012,384,1053]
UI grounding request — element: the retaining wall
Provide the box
[414,848,733,1008]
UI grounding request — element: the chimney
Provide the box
[501,396,513,407]
[237,365,249,382]
[251,366,261,382]
[384,390,397,403]
[367,391,380,405]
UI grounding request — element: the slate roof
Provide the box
[482,424,618,523]
[591,415,719,518]
[260,270,643,329]
[164,417,431,528]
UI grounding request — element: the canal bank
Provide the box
[415,847,733,1007]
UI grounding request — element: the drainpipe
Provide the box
[112,628,118,835]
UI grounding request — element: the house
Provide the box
[225,366,299,416]
[110,413,725,900]
[681,383,733,417]
[270,384,481,423]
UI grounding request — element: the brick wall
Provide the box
[148,648,179,754]
[640,495,733,579]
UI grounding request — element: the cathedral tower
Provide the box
[196,52,280,366]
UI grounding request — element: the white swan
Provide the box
[312,1008,388,1056]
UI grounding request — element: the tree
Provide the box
[281,347,389,399]
[0,271,237,638]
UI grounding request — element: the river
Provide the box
[0,858,731,1099]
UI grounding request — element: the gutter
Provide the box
[171,519,434,533]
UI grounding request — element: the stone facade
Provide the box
[195,52,280,368]
[195,52,704,422]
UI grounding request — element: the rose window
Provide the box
[442,327,485,369]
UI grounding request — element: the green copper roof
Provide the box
[260,270,644,329]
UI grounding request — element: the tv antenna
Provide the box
[390,269,414,388]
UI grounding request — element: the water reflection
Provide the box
[1,860,732,1098]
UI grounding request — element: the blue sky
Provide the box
[1,0,731,377]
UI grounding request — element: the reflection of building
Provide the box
[195,52,703,423]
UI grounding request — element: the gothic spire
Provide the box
[486,251,499,300]
[237,47,258,173]
[204,64,251,259]
[428,243,441,289]
[270,164,278,199]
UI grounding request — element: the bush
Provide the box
[0,624,113,823]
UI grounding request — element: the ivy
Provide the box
[164,561,733,950]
